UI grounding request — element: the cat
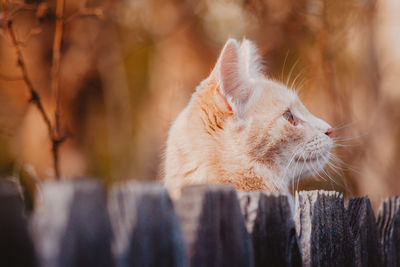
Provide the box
[164,38,333,198]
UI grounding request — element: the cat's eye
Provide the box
[283,110,295,125]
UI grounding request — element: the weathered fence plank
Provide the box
[0,178,36,267]
[30,179,114,267]
[3,177,400,267]
[108,182,186,267]
[295,190,354,267]
[238,191,301,267]
[174,185,254,267]
[346,197,382,266]
[377,196,400,267]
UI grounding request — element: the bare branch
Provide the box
[18,26,42,45]
[1,14,53,139]
[50,0,65,179]
[1,0,69,180]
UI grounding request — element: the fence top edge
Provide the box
[296,190,343,198]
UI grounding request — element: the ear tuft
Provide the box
[219,39,245,103]
[239,39,264,79]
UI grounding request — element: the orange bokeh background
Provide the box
[1,0,400,210]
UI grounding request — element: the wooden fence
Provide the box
[0,178,399,267]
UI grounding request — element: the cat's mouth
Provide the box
[294,152,328,163]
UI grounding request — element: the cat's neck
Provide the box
[215,157,290,193]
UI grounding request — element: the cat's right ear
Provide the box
[212,39,252,118]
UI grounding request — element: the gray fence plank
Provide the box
[174,185,254,267]
[30,179,114,267]
[108,182,186,267]
[0,178,36,267]
[295,190,354,267]
[346,197,381,266]
[238,191,301,267]
[377,196,400,267]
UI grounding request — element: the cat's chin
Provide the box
[294,150,330,163]
[292,151,331,179]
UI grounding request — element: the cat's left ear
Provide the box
[239,39,264,80]
[212,39,254,117]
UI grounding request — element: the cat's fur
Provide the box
[164,39,333,198]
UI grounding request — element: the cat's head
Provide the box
[197,39,333,187]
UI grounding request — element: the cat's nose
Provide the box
[325,128,333,137]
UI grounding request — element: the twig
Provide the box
[50,0,65,178]
[1,0,107,179]
[1,12,53,139]
[1,0,69,179]
[18,26,42,46]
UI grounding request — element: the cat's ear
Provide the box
[239,39,264,80]
[213,39,252,117]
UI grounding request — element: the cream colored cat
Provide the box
[164,39,333,198]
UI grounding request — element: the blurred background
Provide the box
[0,0,399,211]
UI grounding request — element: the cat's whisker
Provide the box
[332,139,363,145]
[296,172,301,192]
[286,58,300,88]
[325,154,353,195]
[291,152,303,193]
[293,149,304,195]
[271,163,286,192]
[332,142,359,148]
[290,68,305,92]
[318,155,340,187]
[329,154,362,175]
[327,163,346,174]
[326,156,344,177]
[326,154,347,171]
[283,143,305,176]
[266,167,282,193]
[296,149,309,192]
[325,165,342,186]
[331,121,356,131]
[311,159,330,185]
[326,165,351,195]
[283,143,306,191]
[281,50,290,83]
[270,178,281,193]
[332,133,368,142]
[308,150,334,187]
[327,163,343,174]
[332,140,363,149]
[288,148,304,194]
[309,151,325,179]
[293,77,310,95]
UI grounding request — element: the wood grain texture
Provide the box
[30,179,114,267]
[174,185,254,267]
[346,197,381,267]
[295,190,354,267]
[0,178,36,267]
[377,196,400,267]
[238,191,301,267]
[108,182,186,267]
[3,178,400,267]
